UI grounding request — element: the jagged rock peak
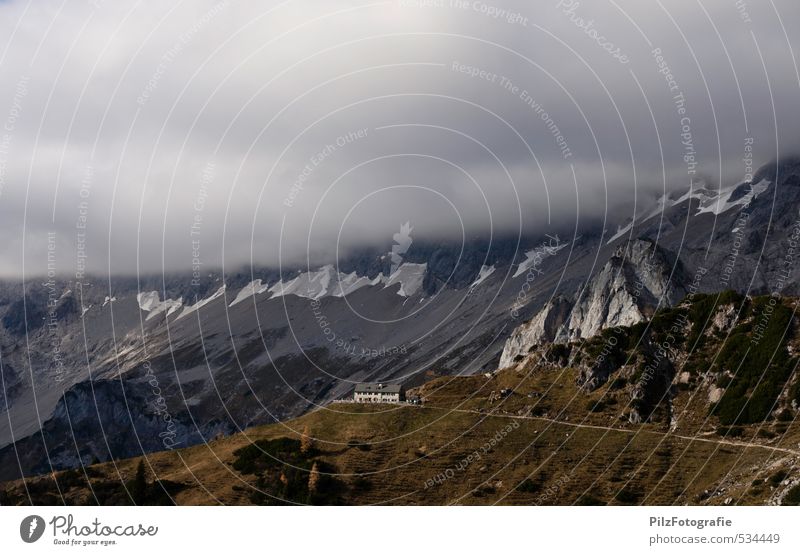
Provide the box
[558,239,685,342]
[498,296,572,368]
[499,239,687,370]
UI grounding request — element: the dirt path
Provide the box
[420,404,800,457]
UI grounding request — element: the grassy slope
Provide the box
[2,368,799,506]
[3,293,800,506]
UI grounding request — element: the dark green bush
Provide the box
[587,399,605,413]
[711,297,796,425]
[716,425,743,437]
[517,478,543,493]
[782,484,800,506]
[776,409,794,422]
[769,470,788,487]
[608,377,627,390]
[575,492,606,505]
[614,488,642,504]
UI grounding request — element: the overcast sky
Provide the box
[0,0,798,278]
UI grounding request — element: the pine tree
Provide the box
[130,460,147,504]
[300,425,313,455]
[307,462,320,505]
[279,471,289,498]
[308,462,320,494]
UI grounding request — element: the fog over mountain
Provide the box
[0,0,798,277]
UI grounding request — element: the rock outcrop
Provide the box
[559,239,685,341]
[499,239,686,370]
[628,338,676,424]
[498,296,572,368]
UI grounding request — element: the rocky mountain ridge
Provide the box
[499,238,686,367]
[3,157,800,482]
[3,292,800,506]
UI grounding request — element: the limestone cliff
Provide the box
[498,297,572,368]
[500,239,685,369]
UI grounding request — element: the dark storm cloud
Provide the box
[0,0,797,277]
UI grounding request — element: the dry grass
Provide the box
[3,364,799,506]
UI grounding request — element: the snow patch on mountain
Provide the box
[470,265,496,288]
[136,291,184,321]
[331,272,374,297]
[384,263,427,297]
[266,264,428,300]
[270,265,349,300]
[268,275,301,299]
[513,239,568,278]
[177,285,226,320]
[696,179,770,215]
[229,279,270,307]
[608,222,633,244]
[607,180,771,245]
